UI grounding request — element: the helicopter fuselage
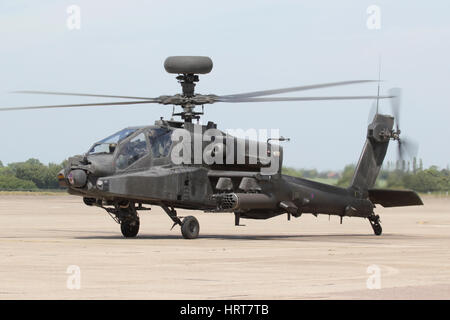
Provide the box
[58,115,422,238]
[62,119,374,220]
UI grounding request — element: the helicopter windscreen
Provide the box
[88,128,137,155]
[148,128,173,158]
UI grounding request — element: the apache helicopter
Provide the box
[0,56,422,239]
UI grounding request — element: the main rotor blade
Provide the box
[0,100,159,112]
[219,80,379,99]
[12,90,158,101]
[216,95,393,103]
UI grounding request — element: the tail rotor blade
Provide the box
[389,88,402,130]
[397,137,419,163]
[397,140,404,162]
[388,87,418,163]
[401,137,419,159]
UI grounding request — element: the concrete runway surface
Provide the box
[0,194,449,299]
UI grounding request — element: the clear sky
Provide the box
[1,0,449,170]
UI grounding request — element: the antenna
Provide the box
[376,55,381,114]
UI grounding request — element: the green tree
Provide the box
[0,176,37,190]
[386,170,406,189]
[282,167,302,177]
[8,158,64,189]
[44,162,64,188]
[303,169,318,178]
[9,159,47,188]
[404,166,450,192]
[336,164,355,187]
[0,172,37,190]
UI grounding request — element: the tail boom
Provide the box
[351,114,394,193]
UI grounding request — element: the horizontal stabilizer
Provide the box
[368,189,423,207]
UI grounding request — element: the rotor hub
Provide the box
[176,74,199,97]
[163,56,214,122]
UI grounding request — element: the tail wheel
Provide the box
[372,223,382,236]
[181,216,200,239]
[120,217,140,238]
[369,214,382,236]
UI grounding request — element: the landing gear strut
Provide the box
[161,204,200,239]
[368,214,382,236]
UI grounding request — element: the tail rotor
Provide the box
[388,88,419,162]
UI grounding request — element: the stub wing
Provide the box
[368,189,423,207]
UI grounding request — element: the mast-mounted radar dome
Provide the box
[164,56,213,74]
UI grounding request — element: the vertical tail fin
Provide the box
[350,114,394,193]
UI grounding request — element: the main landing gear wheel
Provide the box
[160,205,200,239]
[121,217,140,238]
[369,214,382,236]
[181,216,200,239]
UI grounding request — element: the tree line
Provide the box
[335,162,449,192]
[0,159,65,190]
[0,158,449,193]
[284,158,449,193]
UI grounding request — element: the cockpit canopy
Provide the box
[86,124,282,173]
[88,127,174,171]
[88,128,138,155]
